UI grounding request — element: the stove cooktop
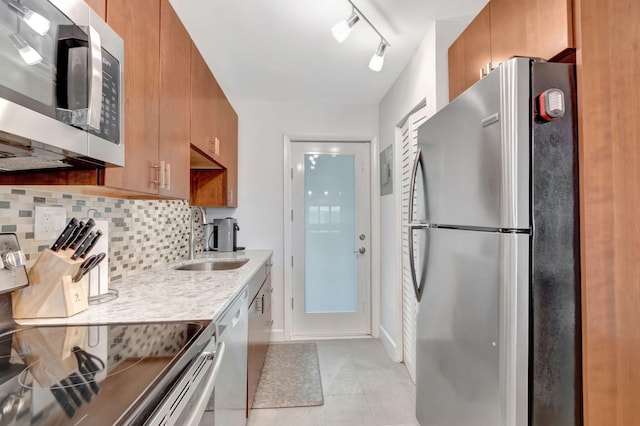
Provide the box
[0,321,212,425]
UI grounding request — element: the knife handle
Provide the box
[71,231,95,260]
[80,230,102,258]
[70,218,96,250]
[51,218,79,252]
[61,221,84,251]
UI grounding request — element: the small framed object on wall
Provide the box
[380,145,393,196]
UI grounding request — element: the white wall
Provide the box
[377,20,466,360]
[209,102,378,340]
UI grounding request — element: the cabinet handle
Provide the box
[256,295,263,314]
[159,160,166,189]
[151,163,161,187]
[266,320,274,326]
[228,189,234,205]
[480,62,494,80]
[214,137,220,156]
[165,162,171,191]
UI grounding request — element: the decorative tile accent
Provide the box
[0,187,207,283]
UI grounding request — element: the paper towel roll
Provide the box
[88,220,109,297]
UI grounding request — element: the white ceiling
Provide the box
[169,0,487,105]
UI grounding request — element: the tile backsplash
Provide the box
[0,187,203,283]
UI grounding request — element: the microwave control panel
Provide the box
[89,49,120,144]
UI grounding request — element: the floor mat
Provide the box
[252,342,324,409]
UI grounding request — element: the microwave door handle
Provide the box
[86,25,103,131]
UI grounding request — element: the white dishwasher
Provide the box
[209,288,248,425]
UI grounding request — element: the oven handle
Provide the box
[181,341,226,426]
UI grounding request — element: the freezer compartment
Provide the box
[415,227,529,426]
[416,58,531,230]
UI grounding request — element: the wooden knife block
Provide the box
[13,249,89,319]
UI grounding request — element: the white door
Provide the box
[291,141,371,337]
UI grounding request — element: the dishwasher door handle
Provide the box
[181,341,226,426]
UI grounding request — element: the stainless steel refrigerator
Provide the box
[408,58,581,426]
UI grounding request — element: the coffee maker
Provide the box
[207,218,243,252]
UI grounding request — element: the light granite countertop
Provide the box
[16,249,273,326]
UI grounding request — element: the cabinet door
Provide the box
[105,0,160,194]
[448,3,491,101]
[158,0,190,199]
[247,296,261,414]
[490,0,573,67]
[220,98,238,206]
[190,45,219,161]
[247,274,272,414]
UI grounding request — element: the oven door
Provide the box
[145,339,226,426]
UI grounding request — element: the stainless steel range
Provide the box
[0,234,221,425]
[0,321,213,425]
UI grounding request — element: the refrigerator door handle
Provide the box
[408,147,428,302]
[408,226,427,302]
[408,148,426,224]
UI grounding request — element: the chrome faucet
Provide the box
[189,207,208,260]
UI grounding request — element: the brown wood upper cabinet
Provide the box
[490,0,573,67]
[219,96,238,207]
[158,0,191,199]
[448,0,574,100]
[191,45,221,162]
[190,44,239,207]
[104,0,189,199]
[448,3,491,101]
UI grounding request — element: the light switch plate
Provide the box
[34,206,67,240]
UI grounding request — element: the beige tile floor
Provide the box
[246,339,419,426]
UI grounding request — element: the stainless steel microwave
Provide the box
[0,0,124,171]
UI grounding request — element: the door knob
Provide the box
[354,247,366,254]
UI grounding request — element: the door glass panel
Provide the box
[304,153,356,313]
[0,0,76,107]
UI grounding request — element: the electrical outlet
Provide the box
[34,206,67,240]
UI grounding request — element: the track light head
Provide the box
[368,40,387,72]
[332,10,360,43]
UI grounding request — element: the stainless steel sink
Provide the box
[174,259,249,271]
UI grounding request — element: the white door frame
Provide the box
[283,134,380,341]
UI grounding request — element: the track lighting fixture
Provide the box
[331,0,390,71]
[332,9,360,43]
[9,33,42,65]
[6,0,51,36]
[368,40,387,72]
